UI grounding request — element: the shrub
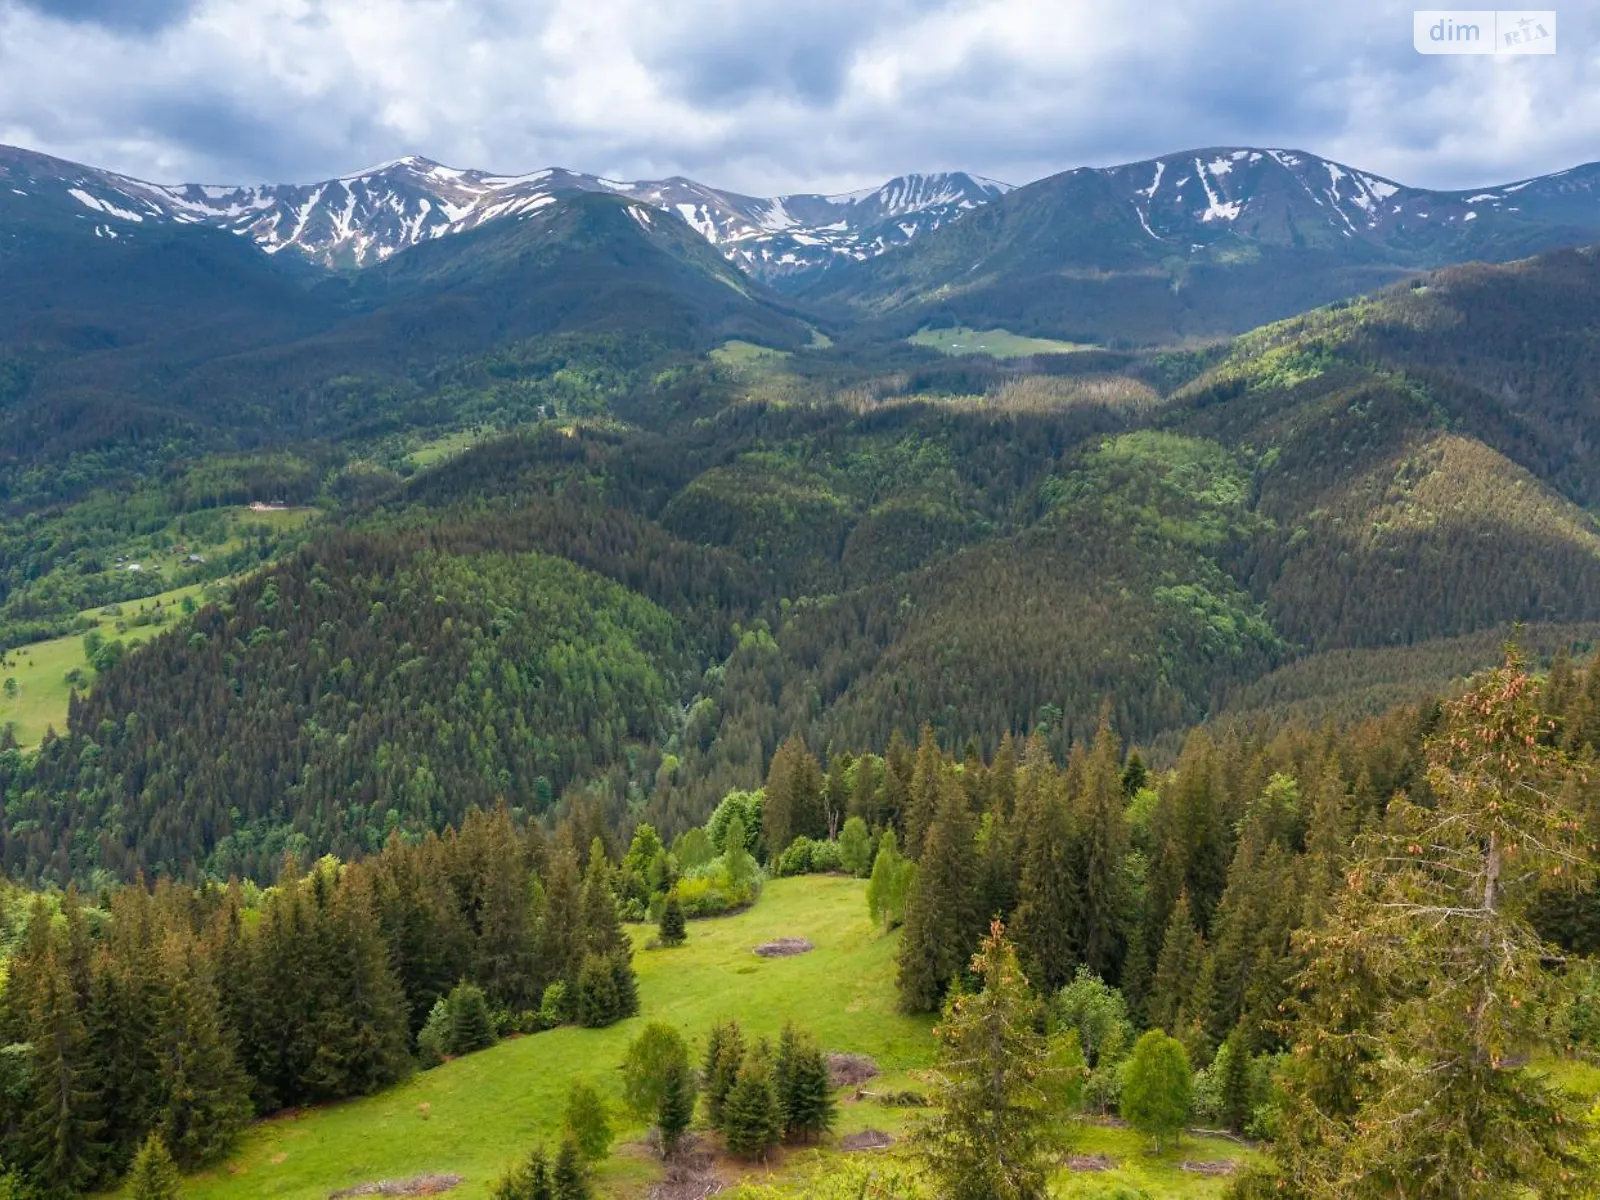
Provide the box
[563,1080,613,1162]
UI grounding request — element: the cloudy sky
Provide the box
[1,0,1595,194]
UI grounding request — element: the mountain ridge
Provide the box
[0,143,1008,285]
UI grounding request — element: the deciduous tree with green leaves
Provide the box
[1121,1030,1192,1153]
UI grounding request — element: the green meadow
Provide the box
[159,876,1258,1200]
[908,326,1096,359]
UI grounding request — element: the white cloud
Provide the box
[1,0,1597,193]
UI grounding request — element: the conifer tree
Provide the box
[914,921,1067,1200]
[1011,762,1080,994]
[22,947,104,1195]
[489,1145,552,1200]
[903,725,943,859]
[896,783,980,1013]
[1261,653,1597,1196]
[153,939,252,1167]
[764,734,825,854]
[1148,891,1204,1036]
[580,842,625,959]
[468,806,540,1011]
[657,891,686,947]
[537,849,584,1001]
[702,1020,745,1129]
[774,1024,834,1143]
[552,1137,591,1200]
[1076,716,1130,979]
[575,956,618,1029]
[447,982,496,1053]
[1216,1024,1253,1135]
[655,1055,696,1157]
[721,1042,782,1161]
[126,1132,181,1200]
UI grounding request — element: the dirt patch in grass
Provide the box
[1065,1154,1117,1172]
[647,1136,725,1200]
[753,937,814,958]
[329,1175,465,1197]
[1181,1160,1239,1177]
[839,1130,895,1152]
[827,1052,880,1090]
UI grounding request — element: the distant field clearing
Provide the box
[908,326,1096,358]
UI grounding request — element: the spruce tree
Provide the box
[126,1132,181,1200]
[575,956,618,1029]
[537,850,584,999]
[702,1020,745,1129]
[1148,891,1204,1036]
[657,891,687,947]
[609,950,639,1020]
[1011,762,1080,994]
[721,1042,782,1161]
[22,948,105,1195]
[1075,716,1129,980]
[1217,1025,1253,1135]
[553,1137,591,1200]
[903,724,943,859]
[490,1145,552,1200]
[914,921,1068,1200]
[896,782,980,1013]
[775,1025,835,1144]
[655,1056,696,1157]
[447,982,496,1053]
[154,939,252,1167]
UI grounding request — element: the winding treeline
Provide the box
[0,806,635,1196]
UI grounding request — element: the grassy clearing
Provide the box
[171,876,931,1200]
[0,579,228,747]
[908,326,1096,359]
[405,429,495,469]
[158,876,1261,1199]
[711,340,794,370]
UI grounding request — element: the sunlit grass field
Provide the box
[151,876,1265,1199]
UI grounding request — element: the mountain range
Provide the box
[0,144,1007,285]
[8,140,1600,349]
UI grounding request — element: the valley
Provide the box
[0,120,1597,1200]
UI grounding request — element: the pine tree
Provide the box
[1217,1024,1253,1135]
[126,1132,181,1200]
[656,1056,696,1157]
[903,725,943,859]
[447,982,497,1053]
[702,1020,745,1129]
[610,950,639,1020]
[466,806,540,1011]
[914,921,1068,1200]
[721,1042,782,1161]
[896,782,980,1013]
[580,841,625,959]
[657,891,686,947]
[537,849,585,999]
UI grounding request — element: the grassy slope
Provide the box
[167,876,1253,1200]
[0,579,216,747]
[907,326,1094,358]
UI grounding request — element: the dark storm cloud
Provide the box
[0,0,1597,195]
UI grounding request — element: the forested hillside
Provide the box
[0,246,1592,884]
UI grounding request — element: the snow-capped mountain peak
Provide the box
[0,144,1009,284]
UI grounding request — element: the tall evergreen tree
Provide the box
[896,782,981,1013]
[655,1055,696,1157]
[1011,760,1080,994]
[721,1042,782,1161]
[1148,891,1205,1037]
[903,724,944,859]
[1075,716,1130,980]
[914,921,1067,1200]
[22,948,104,1195]
[152,938,252,1167]
[702,1020,745,1130]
